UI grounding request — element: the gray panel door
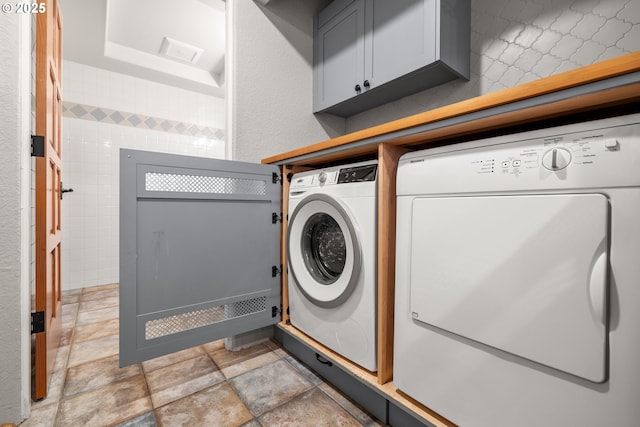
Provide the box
[365,0,437,88]
[119,149,281,366]
[314,0,365,112]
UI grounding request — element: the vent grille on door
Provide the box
[144,172,267,195]
[145,295,268,340]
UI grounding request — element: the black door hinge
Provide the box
[272,265,282,277]
[31,311,45,334]
[272,305,280,318]
[31,135,45,157]
[272,212,283,224]
[272,172,282,184]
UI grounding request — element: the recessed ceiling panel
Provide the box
[59,0,226,96]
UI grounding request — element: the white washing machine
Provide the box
[287,160,377,371]
[394,113,640,426]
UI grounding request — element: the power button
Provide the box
[604,139,619,151]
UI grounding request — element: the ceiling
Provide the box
[59,0,226,97]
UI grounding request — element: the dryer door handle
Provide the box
[589,249,607,327]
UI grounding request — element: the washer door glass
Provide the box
[302,213,346,284]
[288,194,361,308]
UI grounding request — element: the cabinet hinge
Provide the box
[272,172,282,184]
[272,305,280,318]
[272,265,282,277]
[31,135,45,157]
[31,311,45,334]
[272,212,283,224]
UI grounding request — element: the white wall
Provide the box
[228,0,344,163]
[0,12,32,424]
[345,0,640,132]
[60,61,226,290]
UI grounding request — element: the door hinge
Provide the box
[272,212,283,224]
[272,172,282,184]
[31,311,45,334]
[272,265,282,277]
[31,135,45,157]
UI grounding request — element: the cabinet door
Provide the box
[119,149,282,366]
[314,0,365,112]
[365,0,437,88]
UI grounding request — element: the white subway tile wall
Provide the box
[345,0,640,132]
[61,60,225,290]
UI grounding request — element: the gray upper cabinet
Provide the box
[314,0,366,113]
[313,0,470,117]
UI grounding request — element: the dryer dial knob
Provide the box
[542,147,571,171]
[318,172,327,183]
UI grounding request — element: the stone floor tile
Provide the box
[258,387,362,427]
[201,338,225,354]
[21,284,383,427]
[229,359,314,417]
[80,287,119,302]
[113,411,157,427]
[79,295,119,312]
[73,318,119,344]
[145,354,225,408]
[64,354,141,397]
[141,346,205,373]
[209,342,272,367]
[283,355,324,386]
[318,382,380,425]
[155,382,253,427]
[210,342,280,379]
[56,375,152,427]
[61,303,79,329]
[67,333,119,368]
[221,351,280,379]
[264,338,289,358]
[82,283,118,294]
[61,290,81,305]
[59,326,74,347]
[18,402,58,427]
[75,306,119,327]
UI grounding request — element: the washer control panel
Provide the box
[337,164,378,184]
[289,161,378,190]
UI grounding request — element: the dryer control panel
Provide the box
[397,113,640,195]
[493,134,620,176]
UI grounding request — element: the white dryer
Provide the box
[394,113,640,426]
[287,160,377,371]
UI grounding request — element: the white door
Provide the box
[409,193,609,382]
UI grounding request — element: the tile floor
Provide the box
[21,284,385,427]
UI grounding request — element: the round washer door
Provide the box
[288,193,362,308]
